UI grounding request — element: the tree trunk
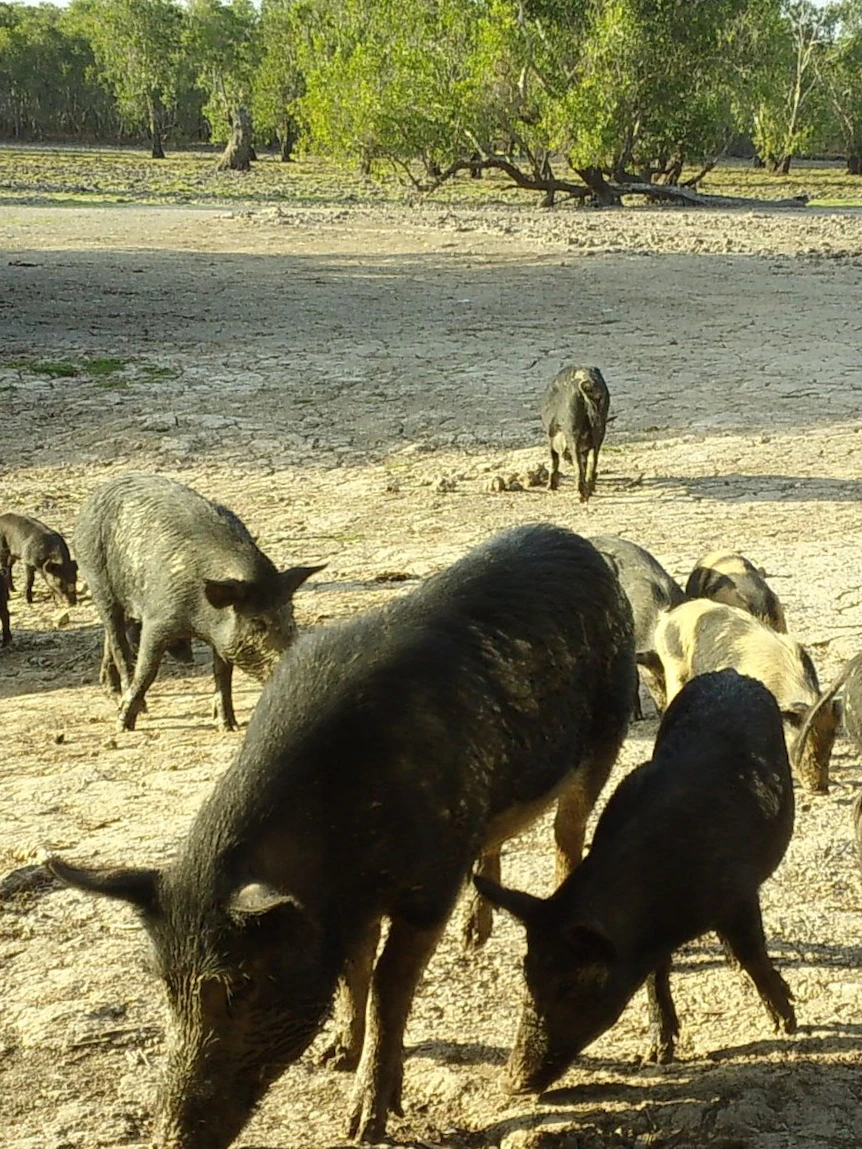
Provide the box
[538,153,555,207]
[777,154,792,174]
[753,154,765,168]
[848,154,862,176]
[216,105,253,171]
[575,166,619,206]
[148,93,166,159]
[280,117,299,162]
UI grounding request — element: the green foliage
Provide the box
[751,1,834,170]
[184,0,259,143]
[4,0,862,193]
[817,0,862,169]
[298,0,485,176]
[0,3,116,139]
[252,0,309,151]
[74,0,185,152]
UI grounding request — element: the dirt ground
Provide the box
[3,198,862,1149]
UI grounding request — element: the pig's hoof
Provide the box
[319,1038,361,1072]
[462,903,493,951]
[642,1039,675,1065]
[348,1065,403,1142]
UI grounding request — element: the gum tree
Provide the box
[185,0,259,169]
[81,0,184,157]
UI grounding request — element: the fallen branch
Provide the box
[606,180,810,208]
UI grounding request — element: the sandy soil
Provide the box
[2,200,862,1149]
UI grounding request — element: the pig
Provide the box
[590,535,686,716]
[540,366,610,500]
[685,550,787,632]
[74,474,323,731]
[654,599,837,793]
[477,669,796,1094]
[793,651,862,779]
[49,523,635,1147]
[0,567,10,645]
[0,512,78,606]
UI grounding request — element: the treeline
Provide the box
[2,0,862,194]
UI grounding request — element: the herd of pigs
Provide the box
[4,363,862,1149]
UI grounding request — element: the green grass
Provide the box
[7,358,82,378]
[1,146,861,210]
[0,355,179,388]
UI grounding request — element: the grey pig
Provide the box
[74,473,323,731]
[590,535,686,715]
[541,365,610,500]
[0,512,77,606]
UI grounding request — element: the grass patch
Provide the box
[140,364,181,380]
[0,354,182,388]
[87,357,129,376]
[3,145,861,211]
[24,359,81,378]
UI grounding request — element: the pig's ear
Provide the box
[560,922,617,965]
[204,578,252,610]
[277,564,326,599]
[474,875,544,925]
[48,857,160,913]
[228,882,304,918]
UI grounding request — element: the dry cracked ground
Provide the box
[2,199,862,1149]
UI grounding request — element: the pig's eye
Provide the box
[226,975,256,1010]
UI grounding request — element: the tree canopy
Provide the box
[1,0,862,190]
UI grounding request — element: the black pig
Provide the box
[590,535,685,716]
[541,366,610,500]
[74,474,323,731]
[0,512,77,606]
[49,523,635,1146]
[478,669,796,1093]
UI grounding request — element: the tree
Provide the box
[298,0,485,180]
[817,0,862,173]
[252,0,309,160]
[752,1,833,172]
[80,0,184,157]
[185,0,259,169]
[0,3,117,140]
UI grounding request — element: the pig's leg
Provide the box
[717,899,796,1035]
[348,915,447,1142]
[576,448,590,503]
[554,756,613,884]
[211,652,238,731]
[638,652,667,714]
[0,544,13,590]
[100,631,122,694]
[24,564,36,604]
[644,958,680,1063]
[320,918,382,1071]
[586,445,599,495]
[102,604,134,696]
[118,621,167,730]
[462,848,501,950]
[548,442,560,490]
